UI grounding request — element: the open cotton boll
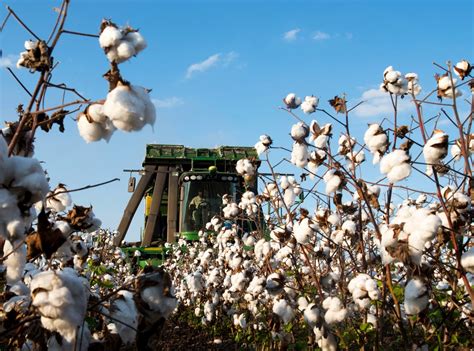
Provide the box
[291,122,309,142]
[380,149,411,183]
[272,298,295,324]
[116,41,136,63]
[342,220,356,235]
[404,278,429,315]
[323,169,342,195]
[254,134,272,155]
[291,142,309,168]
[283,93,302,109]
[46,184,72,213]
[31,269,89,344]
[103,83,156,132]
[437,75,462,98]
[236,158,256,176]
[4,239,26,285]
[303,303,320,327]
[301,95,319,114]
[454,59,472,80]
[380,66,408,95]
[405,73,422,95]
[109,291,138,345]
[461,247,474,274]
[293,217,314,244]
[77,113,108,143]
[322,296,347,324]
[7,156,49,203]
[99,25,123,48]
[124,31,147,53]
[423,130,448,175]
[364,124,388,164]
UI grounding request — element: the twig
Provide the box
[0,11,11,31]
[5,6,41,41]
[46,82,89,101]
[61,29,99,38]
[46,178,120,198]
[6,67,34,98]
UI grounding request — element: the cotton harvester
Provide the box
[114,144,259,263]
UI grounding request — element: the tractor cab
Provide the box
[114,144,259,248]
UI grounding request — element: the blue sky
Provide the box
[1,0,472,242]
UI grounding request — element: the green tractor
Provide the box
[115,144,259,266]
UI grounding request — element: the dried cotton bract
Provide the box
[103,82,156,132]
[99,21,147,64]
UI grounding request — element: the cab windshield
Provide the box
[181,177,240,232]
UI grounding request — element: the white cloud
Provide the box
[283,28,301,42]
[185,52,237,79]
[313,31,331,41]
[152,97,184,109]
[0,54,17,68]
[352,88,413,118]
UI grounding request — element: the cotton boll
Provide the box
[461,247,474,274]
[272,298,295,324]
[116,41,136,63]
[364,124,388,164]
[99,25,123,48]
[124,31,147,53]
[291,142,309,168]
[31,269,89,343]
[255,134,272,155]
[381,66,408,95]
[342,220,356,235]
[404,278,429,315]
[293,217,314,244]
[380,149,411,183]
[4,240,26,285]
[77,113,108,143]
[46,184,72,213]
[437,75,462,99]
[283,93,302,109]
[291,122,309,142]
[405,73,422,95]
[109,291,138,344]
[423,130,448,176]
[303,303,320,327]
[323,170,342,194]
[103,83,155,132]
[301,95,319,114]
[454,59,472,80]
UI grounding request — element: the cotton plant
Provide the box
[99,20,147,64]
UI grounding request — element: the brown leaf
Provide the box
[26,208,66,260]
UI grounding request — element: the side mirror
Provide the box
[128,176,136,192]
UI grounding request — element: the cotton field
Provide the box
[0,0,473,350]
